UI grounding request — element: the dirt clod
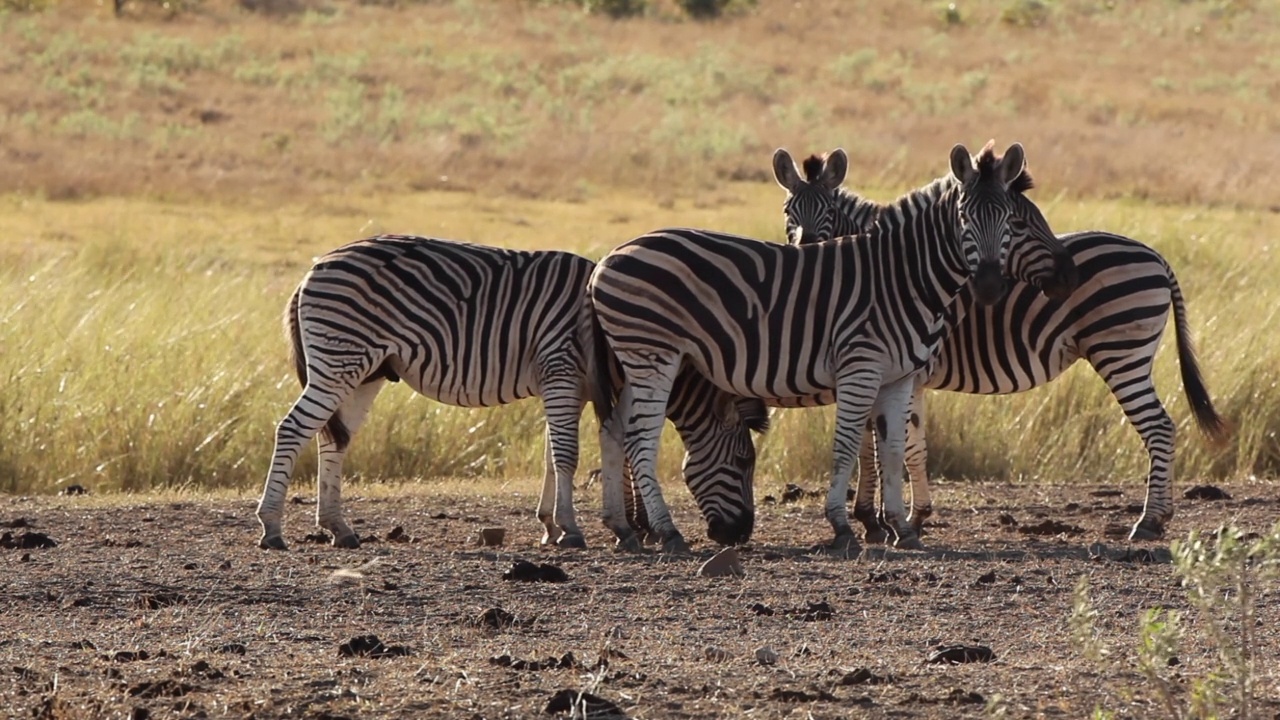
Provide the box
[127,680,197,698]
[477,527,506,546]
[838,667,895,685]
[301,531,330,544]
[544,688,627,718]
[1016,519,1084,536]
[748,602,774,616]
[502,559,569,583]
[474,607,516,629]
[1,531,57,549]
[490,652,577,671]
[997,513,1018,528]
[59,485,88,496]
[1090,488,1123,497]
[387,526,411,543]
[111,650,151,663]
[926,645,995,664]
[755,647,778,665]
[215,643,246,655]
[976,571,996,584]
[1183,485,1231,501]
[336,635,411,658]
[779,483,808,504]
[786,601,834,622]
[1,518,32,528]
[703,646,731,662]
[769,687,836,702]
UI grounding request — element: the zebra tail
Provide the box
[1168,268,1230,445]
[583,297,616,426]
[286,285,351,449]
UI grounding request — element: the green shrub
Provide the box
[581,0,646,18]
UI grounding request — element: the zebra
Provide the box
[587,142,1075,555]
[776,148,1229,541]
[256,234,764,551]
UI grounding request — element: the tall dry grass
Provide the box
[1,185,1277,498]
[0,0,1277,207]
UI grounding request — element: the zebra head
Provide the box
[689,394,768,546]
[948,140,1027,306]
[773,148,848,245]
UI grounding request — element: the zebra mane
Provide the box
[885,174,955,216]
[1010,167,1035,195]
[801,154,826,182]
[974,139,1000,175]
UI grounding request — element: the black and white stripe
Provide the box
[588,142,1069,554]
[779,150,1228,541]
[256,234,765,550]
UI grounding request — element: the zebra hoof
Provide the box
[826,534,861,558]
[862,526,889,546]
[1129,522,1165,542]
[614,534,644,554]
[331,533,361,549]
[557,533,587,549]
[892,533,925,551]
[661,535,691,556]
[258,535,289,551]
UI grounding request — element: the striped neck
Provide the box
[872,178,970,317]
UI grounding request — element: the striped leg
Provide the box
[904,385,933,532]
[621,369,689,555]
[1092,355,1175,540]
[257,367,369,550]
[598,392,642,552]
[315,378,385,548]
[870,376,924,550]
[826,367,882,556]
[539,380,586,548]
[853,423,889,544]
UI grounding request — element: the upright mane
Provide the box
[801,154,825,182]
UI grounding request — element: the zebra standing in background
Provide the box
[256,235,763,551]
[777,148,1229,541]
[588,142,1075,555]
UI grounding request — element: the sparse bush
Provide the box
[677,0,730,19]
[581,0,646,19]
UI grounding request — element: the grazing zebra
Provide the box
[588,142,1074,554]
[256,234,763,551]
[778,149,1229,541]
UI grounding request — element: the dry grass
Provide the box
[0,0,1278,206]
[2,184,1278,500]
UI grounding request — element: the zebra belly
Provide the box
[392,356,541,408]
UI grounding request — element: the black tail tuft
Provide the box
[1169,269,1230,445]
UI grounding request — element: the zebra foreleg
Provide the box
[543,388,586,549]
[315,378,385,549]
[904,385,933,533]
[852,424,891,545]
[870,377,924,551]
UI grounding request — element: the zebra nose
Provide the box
[799,229,820,245]
[707,509,754,546]
[971,261,1006,305]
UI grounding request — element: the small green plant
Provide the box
[1000,0,1052,26]
[580,0,646,18]
[1070,524,1280,719]
[939,1,963,25]
[677,0,730,19]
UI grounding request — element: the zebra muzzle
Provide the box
[971,262,1007,305]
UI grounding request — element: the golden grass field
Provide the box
[0,0,1278,502]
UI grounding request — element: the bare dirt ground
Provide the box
[2,480,1278,719]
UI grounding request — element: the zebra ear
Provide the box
[949,143,975,184]
[998,143,1027,189]
[773,148,802,191]
[820,149,848,190]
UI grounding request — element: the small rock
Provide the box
[838,667,895,685]
[788,601,834,622]
[1,531,57,549]
[1,518,31,528]
[60,484,88,496]
[703,646,731,662]
[780,483,808,504]
[755,647,778,665]
[975,571,996,585]
[997,512,1017,528]
[478,527,506,547]
[697,547,744,578]
[748,602,774,616]
[1183,485,1231,501]
[1016,519,1084,537]
[386,526,411,543]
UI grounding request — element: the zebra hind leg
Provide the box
[542,387,586,549]
[869,378,923,551]
[315,378,385,549]
[623,375,690,555]
[598,400,643,552]
[257,375,365,550]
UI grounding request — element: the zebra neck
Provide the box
[833,189,881,235]
[873,185,970,319]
